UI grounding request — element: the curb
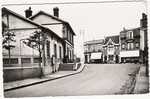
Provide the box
[4,64,86,92]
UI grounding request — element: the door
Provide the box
[108,55,114,63]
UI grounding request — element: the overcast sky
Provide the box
[1,0,147,59]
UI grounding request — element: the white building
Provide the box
[2,7,66,82]
[30,7,76,63]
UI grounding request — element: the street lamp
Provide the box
[20,38,27,80]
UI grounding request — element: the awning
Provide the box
[91,52,102,59]
[120,50,139,57]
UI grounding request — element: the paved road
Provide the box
[4,64,140,97]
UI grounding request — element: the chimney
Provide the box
[140,13,147,28]
[142,13,147,20]
[25,7,32,18]
[53,7,59,17]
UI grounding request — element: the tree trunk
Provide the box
[8,49,11,65]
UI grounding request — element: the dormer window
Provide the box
[127,31,133,39]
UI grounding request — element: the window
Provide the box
[62,25,66,37]
[33,58,41,63]
[108,47,113,52]
[135,43,139,48]
[122,44,125,49]
[127,31,133,39]
[59,46,62,59]
[54,44,57,58]
[127,43,134,50]
[46,41,50,58]
[70,50,72,60]
[70,33,72,43]
[21,58,31,64]
[72,35,73,43]
[67,47,69,56]
[3,58,18,64]
[67,29,69,40]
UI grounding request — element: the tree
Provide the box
[23,30,47,77]
[2,30,16,65]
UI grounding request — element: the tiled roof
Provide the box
[84,39,104,45]
[120,27,140,37]
[120,27,141,33]
[104,35,119,45]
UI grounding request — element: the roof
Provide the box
[2,7,64,42]
[120,27,141,37]
[2,7,44,29]
[120,27,141,33]
[30,10,76,35]
[104,35,119,45]
[84,39,104,45]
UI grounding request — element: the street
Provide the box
[4,64,140,97]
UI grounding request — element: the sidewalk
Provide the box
[4,63,85,92]
[133,65,149,94]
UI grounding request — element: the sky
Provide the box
[1,0,147,59]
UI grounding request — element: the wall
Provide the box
[140,29,145,50]
[3,67,41,82]
[3,29,40,57]
[32,14,63,38]
[3,14,37,29]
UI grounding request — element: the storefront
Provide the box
[90,52,102,63]
[120,50,140,63]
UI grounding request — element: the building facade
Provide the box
[30,7,75,63]
[84,36,120,64]
[140,13,148,65]
[84,39,104,63]
[120,28,141,63]
[2,7,75,82]
[84,13,147,64]
[120,13,147,64]
[103,35,120,63]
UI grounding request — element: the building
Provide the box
[84,36,120,64]
[103,35,120,63]
[2,7,74,82]
[140,13,148,65]
[120,13,147,64]
[30,7,75,63]
[84,39,104,63]
[120,27,141,63]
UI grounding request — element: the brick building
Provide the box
[120,13,148,64]
[120,27,141,63]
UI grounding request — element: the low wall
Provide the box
[3,67,41,82]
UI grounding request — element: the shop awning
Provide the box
[120,50,139,57]
[91,52,102,59]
